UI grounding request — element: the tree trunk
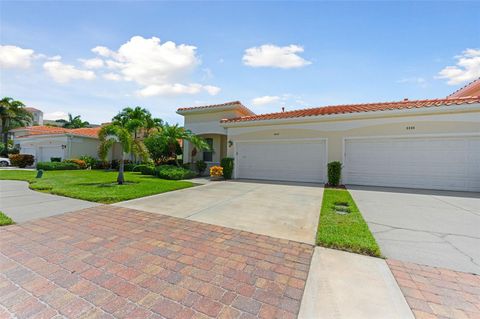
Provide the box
[117,153,125,185]
[1,132,8,156]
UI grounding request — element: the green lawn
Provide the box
[316,188,381,257]
[0,211,14,226]
[0,170,194,204]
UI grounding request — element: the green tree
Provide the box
[0,97,33,156]
[98,123,148,185]
[158,124,210,166]
[64,113,89,128]
[112,107,163,161]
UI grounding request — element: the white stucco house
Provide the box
[178,79,480,192]
[11,126,121,163]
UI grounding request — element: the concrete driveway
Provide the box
[115,180,323,244]
[349,186,480,274]
[0,180,99,223]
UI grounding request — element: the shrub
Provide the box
[9,154,35,168]
[137,165,155,175]
[124,163,136,171]
[220,157,234,179]
[195,160,207,175]
[36,161,80,170]
[93,160,109,169]
[327,161,342,186]
[64,159,87,169]
[210,166,223,177]
[50,157,62,162]
[155,165,196,180]
[79,155,96,168]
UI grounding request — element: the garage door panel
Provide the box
[237,141,326,183]
[40,146,65,162]
[345,136,480,192]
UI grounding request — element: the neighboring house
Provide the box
[178,81,480,192]
[25,107,44,125]
[10,126,122,163]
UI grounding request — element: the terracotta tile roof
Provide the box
[178,101,243,111]
[448,78,480,98]
[177,101,255,115]
[25,107,42,112]
[221,96,480,124]
[15,126,101,138]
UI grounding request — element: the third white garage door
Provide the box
[344,136,480,192]
[236,140,327,183]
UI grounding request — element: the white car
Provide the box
[0,157,11,167]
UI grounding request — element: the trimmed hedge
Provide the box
[327,161,342,186]
[36,162,80,170]
[9,154,35,168]
[155,165,196,180]
[220,157,234,179]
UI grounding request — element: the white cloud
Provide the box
[91,36,219,96]
[437,48,480,85]
[0,45,35,69]
[103,72,122,81]
[397,77,428,88]
[43,59,96,83]
[91,46,116,58]
[252,95,281,106]
[137,83,220,97]
[204,85,221,96]
[80,57,104,69]
[243,44,311,69]
[44,111,68,120]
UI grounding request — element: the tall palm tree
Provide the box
[98,123,148,185]
[64,113,89,128]
[0,97,33,156]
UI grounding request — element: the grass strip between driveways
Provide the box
[0,211,14,226]
[0,169,194,204]
[316,188,382,257]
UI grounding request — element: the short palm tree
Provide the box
[98,123,148,185]
[161,124,210,166]
[0,97,32,156]
[64,113,89,128]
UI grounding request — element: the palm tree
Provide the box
[64,113,89,128]
[161,124,210,166]
[98,123,148,185]
[0,97,33,156]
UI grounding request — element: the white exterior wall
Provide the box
[224,107,480,179]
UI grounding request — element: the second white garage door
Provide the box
[344,136,480,192]
[236,140,326,183]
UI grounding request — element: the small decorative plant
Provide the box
[196,160,207,175]
[220,157,234,179]
[327,161,342,187]
[210,165,223,181]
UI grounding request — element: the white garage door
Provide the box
[39,146,65,162]
[344,136,480,192]
[236,140,326,183]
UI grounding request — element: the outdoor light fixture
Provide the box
[228,140,233,147]
[61,145,67,149]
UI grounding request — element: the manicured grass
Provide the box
[0,211,14,226]
[316,188,382,257]
[0,170,194,204]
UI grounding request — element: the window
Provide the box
[203,138,213,162]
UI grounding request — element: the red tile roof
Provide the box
[15,126,101,138]
[177,101,255,115]
[221,96,480,124]
[448,78,480,98]
[25,107,42,112]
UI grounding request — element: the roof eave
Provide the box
[221,102,480,127]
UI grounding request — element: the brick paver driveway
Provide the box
[0,205,313,319]
[388,259,480,319]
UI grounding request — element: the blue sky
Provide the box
[1,1,479,125]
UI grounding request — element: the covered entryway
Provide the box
[235,140,327,183]
[344,135,480,192]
